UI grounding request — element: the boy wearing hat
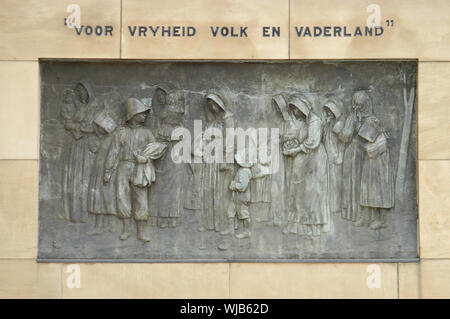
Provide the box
[225,149,254,239]
[104,98,166,243]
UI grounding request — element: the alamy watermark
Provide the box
[170,120,280,173]
[366,264,381,289]
[65,264,81,289]
[65,4,81,29]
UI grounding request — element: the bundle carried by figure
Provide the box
[133,141,168,187]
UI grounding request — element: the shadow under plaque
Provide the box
[38,60,418,262]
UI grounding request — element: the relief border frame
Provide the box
[36,57,420,263]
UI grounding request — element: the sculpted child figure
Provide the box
[226,149,254,239]
[104,98,166,243]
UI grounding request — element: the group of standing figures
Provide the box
[274,91,394,240]
[59,79,394,245]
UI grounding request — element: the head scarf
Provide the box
[206,93,226,113]
[352,90,386,135]
[155,82,176,106]
[156,82,176,95]
[323,98,341,119]
[166,90,185,113]
[272,94,291,121]
[76,79,96,103]
[352,90,372,118]
[93,111,118,134]
[288,94,311,119]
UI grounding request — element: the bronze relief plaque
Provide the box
[38,60,418,261]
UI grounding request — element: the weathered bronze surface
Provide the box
[38,60,418,261]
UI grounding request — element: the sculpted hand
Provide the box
[135,154,148,164]
[64,121,75,130]
[283,147,299,156]
[103,172,111,184]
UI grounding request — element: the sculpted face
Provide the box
[157,90,167,105]
[324,107,335,123]
[290,105,305,121]
[132,111,148,125]
[207,99,221,113]
[94,123,107,136]
[63,89,75,104]
[352,102,360,120]
[75,83,89,104]
[206,99,224,123]
[353,103,367,122]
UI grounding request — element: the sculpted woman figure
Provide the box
[283,95,330,237]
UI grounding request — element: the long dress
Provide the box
[183,94,205,212]
[250,166,272,222]
[270,121,287,226]
[286,112,329,236]
[183,163,203,210]
[339,114,364,222]
[200,114,234,232]
[203,159,222,231]
[87,134,117,216]
[202,120,225,231]
[151,95,186,227]
[359,118,394,209]
[61,88,98,223]
[323,120,345,214]
[60,100,76,221]
[271,119,302,226]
